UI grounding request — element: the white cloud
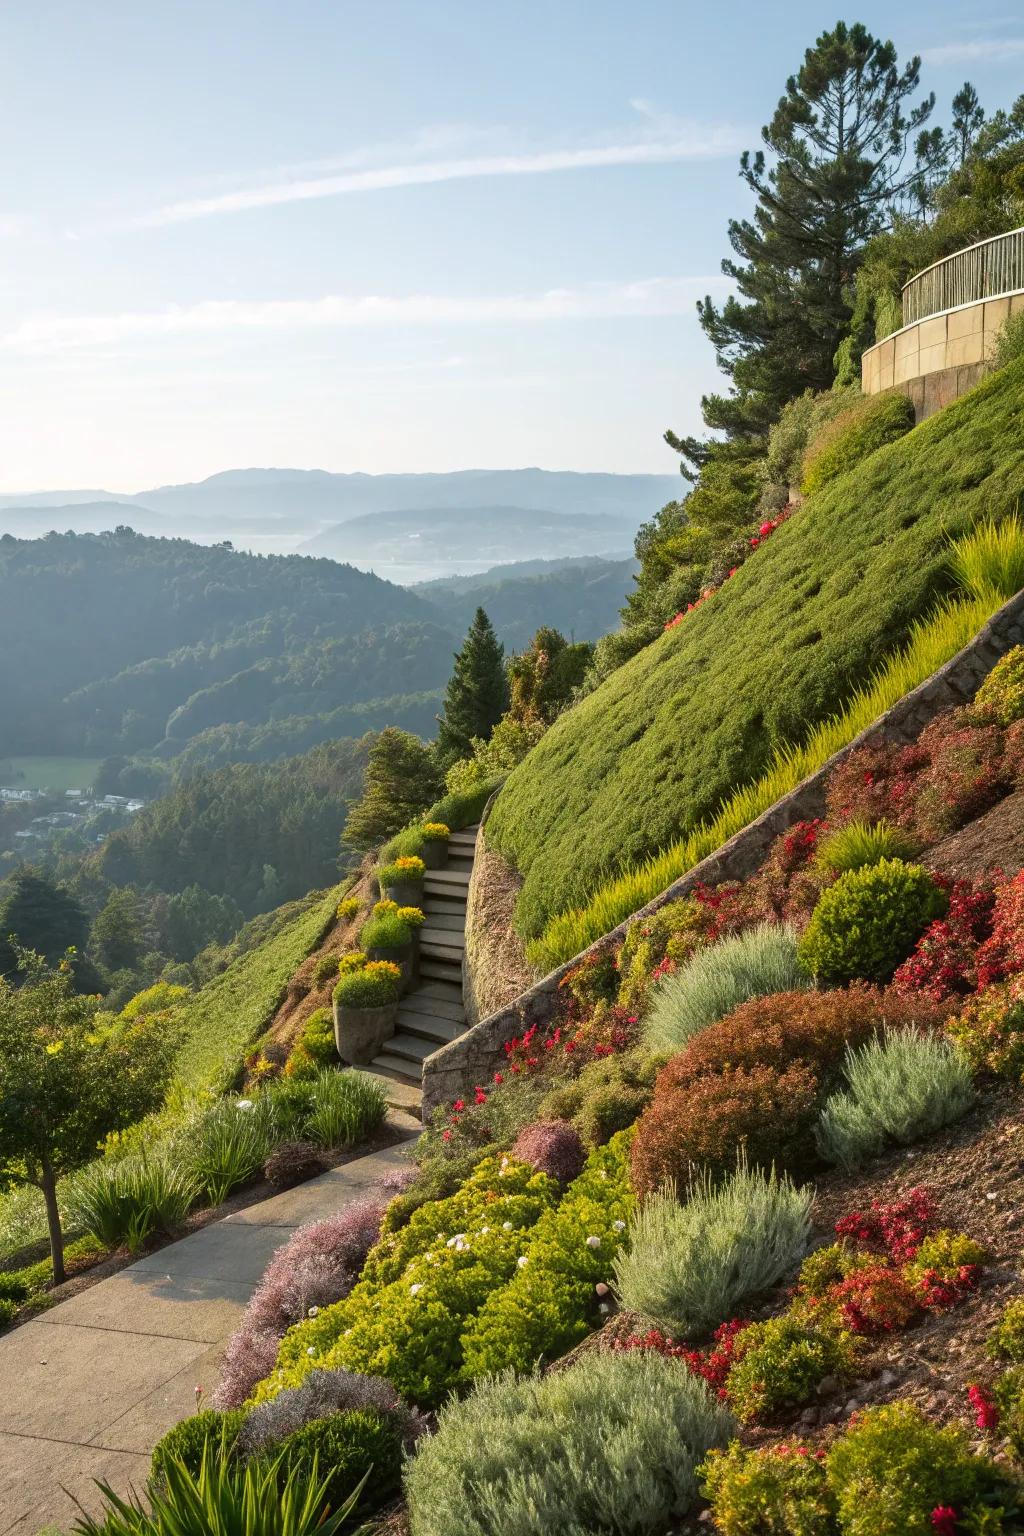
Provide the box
[131,122,744,227]
[1,277,727,355]
[921,36,1024,63]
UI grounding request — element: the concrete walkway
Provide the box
[0,1133,417,1535]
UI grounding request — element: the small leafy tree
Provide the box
[436,608,509,766]
[89,887,146,973]
[0,951,173,1281]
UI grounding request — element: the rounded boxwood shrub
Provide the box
[700,1439,837,1534]
[333,961,402,1010]
[797,860,947,984]
[150,1407,246,1485]
[974,645,1024,726]
[273,1406,403,1517]
[801,390,915,497]
[312,953,341,987]
[725,1314,853,1423]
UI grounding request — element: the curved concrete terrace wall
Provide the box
[861,294,1024,420]
[421,588,1024,1117]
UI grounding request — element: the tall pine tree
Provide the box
[341,728,441,852]
[436,608,509,766]
[683,21,936,461]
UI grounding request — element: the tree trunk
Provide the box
[40,1159,64,1286]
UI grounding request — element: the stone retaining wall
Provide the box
[421,588,1024,1117]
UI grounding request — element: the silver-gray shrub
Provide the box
[643,921,806,1054]
[613,1162,813,1338]
[816,1026,974,1171]
[403,1350,734,1536]
[237,1368,423,1457]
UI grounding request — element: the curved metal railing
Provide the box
[902,226,1024,327]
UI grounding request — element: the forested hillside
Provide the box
[415,556,636,649]
[0,531,450,758]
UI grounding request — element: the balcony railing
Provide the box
[902,226,1024,327]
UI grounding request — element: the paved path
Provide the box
[0,1131,417,1535]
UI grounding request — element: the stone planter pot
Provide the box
[421,840,449,870]
[365,941,416,991]
[382,877,424,907]
[333,997,399,1066]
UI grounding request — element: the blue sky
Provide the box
[0,1,1022,492]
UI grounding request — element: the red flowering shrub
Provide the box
[891,878,997,1001]
[618,1320,750,1399]
[558,945,619,1015]
[510,1120,586,1185]
[825,741,916,827]
[975,869,1024,986]
[630,1059,821,1192]
[834,1188,938,1263]
[904,717,1010,842]
[829,1263,922,1334]
[968,1382,1000,1431]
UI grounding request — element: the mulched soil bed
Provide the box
[925,787,1024,881]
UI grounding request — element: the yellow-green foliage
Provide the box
[973,643,1024,726]
[173,887,343,1094]
[949,514,1024,605]
[797,860,947,984]
[489,360,1024,969]
[459,1132,634,1378]
[252,1155,560,1407]
[801,391,915,496]
[120,981,190,1019]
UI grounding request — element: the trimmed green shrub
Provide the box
[613,1164,812,1338]
[798,860,947,984]
[973,643,1024,726]
[336,895,361,921]
[825,1400,1010,1535]
[275,1407,402,1518]
[816,1029,974,1170]
[0,1296,17,1326]
[947,977,1024,1079]
[801,390,915,497]
[304,1069,386,1151]
[255,1155,560,1407]
[815,818,919,874]
[150,1409,245,1486]
[332,961,401,1010]
[296,1009,336,1070]
[311,954,339,987]
[423,776,503,834]
[67,1155,197,1251]
[0,1271,30,1303]
[460,1132,634,1379]
[378,856,425,888]
[403,1350,736,1536]
[644,922,806,1053]
[360,913,414,950]
[538,1047,661,1146]
[700,1440,837,1536]
[725,1314,854,1423]
[987,1296,1024,1363]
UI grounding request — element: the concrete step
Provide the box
[368,1053,423,1089]
[356,1067,422,1111]
[397,1011,463,1046]
[414,978,465,1005]
[419,957,462,985]
[420,909,464,933]
[421,925,465,952]
[386,1032,438,1066]
[448,833,478,852]
[399,990,466,1024]
[447,854,474,873]
[421,945,464,969]
[424,868,471,892]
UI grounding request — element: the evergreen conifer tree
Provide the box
[436,608,509,765]
[341,728,441,851]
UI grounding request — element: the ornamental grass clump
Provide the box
[644,922,805,1053]
[816,1029,974,1171]
[815,817,919,875]
[798,860,947,984]
[180,1098,278,1207]
[613,1163,812,1339]
[403,1350,735,1536]
[332,960,401,1010]
[948,514,1024,606]
[304,1068,386,1151]
[67,1154,196,1252]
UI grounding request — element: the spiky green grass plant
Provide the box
[948,514,1024,605]
[66,1155,196,1252]
[304,1069,387,1151]
[814,817,919,874]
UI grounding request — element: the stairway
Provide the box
[367,825,477,1101]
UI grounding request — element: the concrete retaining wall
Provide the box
[861,294,1024,420]
[421,588,1024,1117]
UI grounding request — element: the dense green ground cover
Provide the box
[488,362,1024,941]
[172,884,345,1093]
